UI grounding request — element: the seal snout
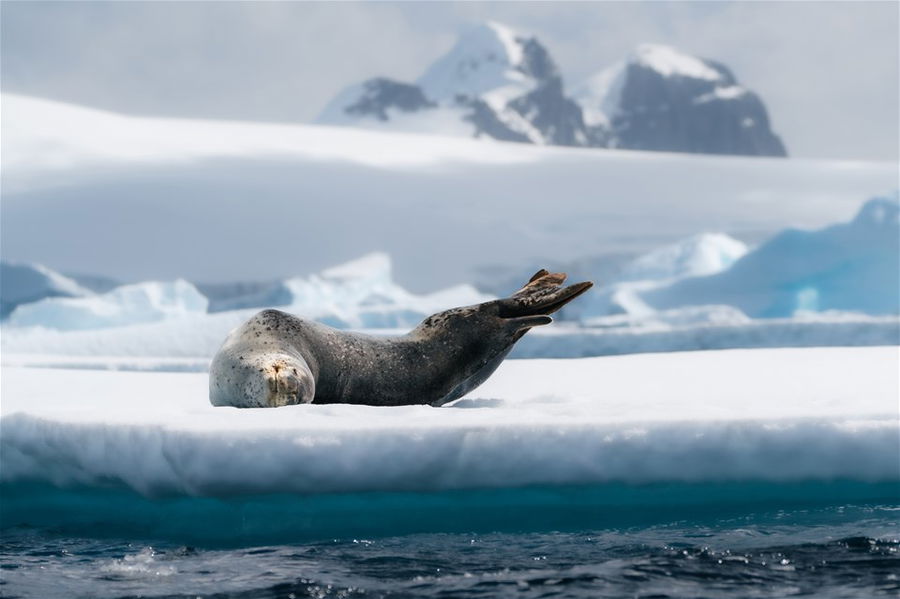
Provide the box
[236,354,314,408]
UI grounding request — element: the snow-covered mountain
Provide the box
[319,22,596,147]
[575,44,787,156]
[318,23,784,156]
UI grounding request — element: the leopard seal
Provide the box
[209,270,592,408]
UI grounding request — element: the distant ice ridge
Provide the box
[1,347,897,498]
[3,253,492,333]
[7,280,208,331]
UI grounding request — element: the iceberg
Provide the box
[280,252,493,329]
[642,195,900,317]
[616,233,748,282]
[1,253,493,334]
[0,260,92,319]
[575,232,750,320]
[7,279,208,331]
[576,195,899,321]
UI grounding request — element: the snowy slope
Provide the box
[2,347,896,499]
[3,94,896,290]
[417,22,536,102]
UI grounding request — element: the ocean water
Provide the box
[2,484,897,598]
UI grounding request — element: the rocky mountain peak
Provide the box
[317,27,787,157]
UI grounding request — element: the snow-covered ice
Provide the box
[1,347,896,498]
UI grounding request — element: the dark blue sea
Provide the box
[1,481,898,598]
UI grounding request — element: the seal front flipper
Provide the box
[504,315,553,330]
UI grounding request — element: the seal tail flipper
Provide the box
[498,270,593,318]
[527,268,550,283]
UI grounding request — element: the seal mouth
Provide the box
[497,269,593,319]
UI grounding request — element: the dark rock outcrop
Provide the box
[343,78,436,122]
[610,58,786,156]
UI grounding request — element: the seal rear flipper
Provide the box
[497,271,593,318]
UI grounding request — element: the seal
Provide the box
[209,270,592,408]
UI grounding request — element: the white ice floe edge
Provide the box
[1,347,897,499]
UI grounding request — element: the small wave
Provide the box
[100,547,176,579]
